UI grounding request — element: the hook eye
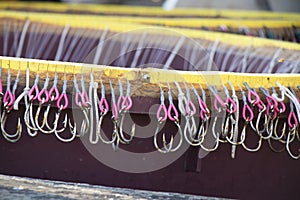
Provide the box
[122,96,133,111]
[157,104,168,122]
[37,88,50,103]
[168,103,178,121]
[3,90,14,108]
[28,85,39,101]
[185,100,196,116]
[288,112,299,128]
[213,94,226,111]
[49,86,60,101]
[248,89,261,105]
[226,97,237,113]
[99,97,109,113]
[198,99,208,115]
[57,93,68,110]
[242,104,254,121]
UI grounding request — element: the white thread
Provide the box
[55,25,70,61]
[16,20,30,57]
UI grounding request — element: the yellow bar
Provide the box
[1,56,299,90]
[1,10,300,29]
[1,2,300,20]
[141,18,300,28]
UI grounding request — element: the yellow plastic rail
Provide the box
[1,11,300,51]
[1,56,299,93]
[1,2,300,20]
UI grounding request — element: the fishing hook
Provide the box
[1,68,22,142]
[154,85,183,153]
[73,74,90,137]
[97,79,115,144]
[53,76,76,142]
[117,79,135,144]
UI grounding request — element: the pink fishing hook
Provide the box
[247,89,261,105]
[200,110,205,121]
[226,97,237,114]
[242,104,254,121]
[74,75,89,108]
[256,99,265,110]
[168,103,179,122]
[288,112,298,128]
[79,76,89,107]
[157,86,168,122]
[28,84,39,101]
[75,91,81,107]
[185,100,196,116]
[117,80,132,111]
[121,96,133,111]
[244,82,261,105]
[198,99,208,114]
[49,86,60,101]
[199,99,210,121]
[28,74,40,101]
[241,89,253,121]
[167,84,179,121]
[81,91,89,107]
[57,93,68,110]
[3,90,14,108]
[117,95,125,111]
[157,104,168,122]
[266,95,279,118]
[37,88,50,103]
[75,91,89,107]
[277,101,286,113]
[213,94,226,111]
[99,97,109,113]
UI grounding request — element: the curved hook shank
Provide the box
[1,111,22,142]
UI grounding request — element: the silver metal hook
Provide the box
[154,86,183,153]
[97,112,117,144]
[1,68,22,142]
[241,124,262,152]
[117,79,135,144]
[154,117,183,153]
[54,105,76,143]
[286,126,300,159]
[88,71,99,144]
[200,118,220,152]
[72,74,90,137]
[184,114,201,146]
[118,111,135,144]
[1,111,22,143]
[34,75,52,134]
[226,85,240,159]
[52,70,72,141]
[23,71,40,136]
[97,79,116,144]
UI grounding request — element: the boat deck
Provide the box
[0,174,222,200]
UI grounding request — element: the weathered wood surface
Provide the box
[0,174,224,200]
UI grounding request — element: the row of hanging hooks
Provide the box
[0,61,137,151]
[0,62,300,158]
[153,80,300,159]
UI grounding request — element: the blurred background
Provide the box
[17,0,299,13]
